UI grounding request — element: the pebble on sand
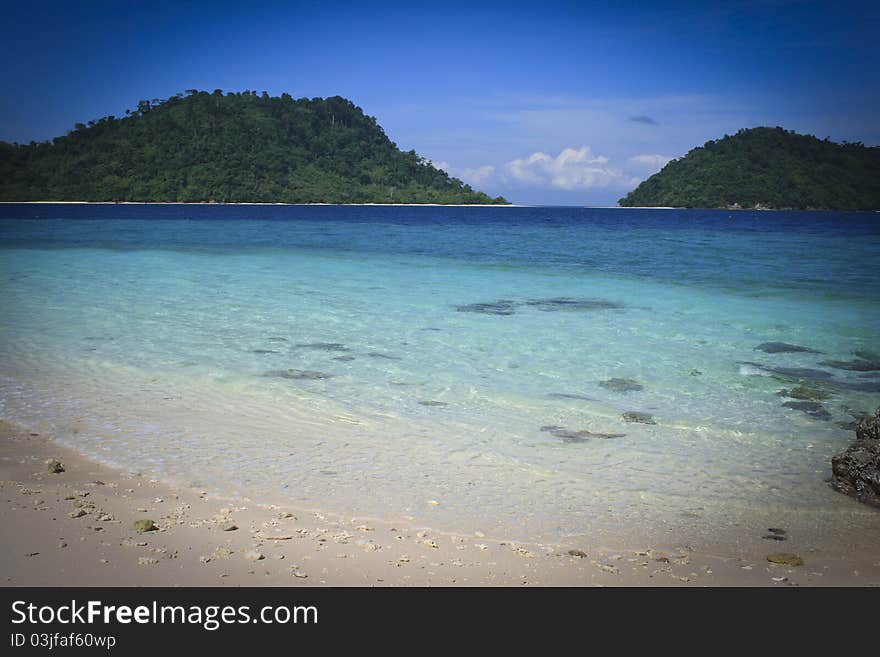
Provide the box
[767,553,804,566]
[133,519,158,532]
[46,459,65,474]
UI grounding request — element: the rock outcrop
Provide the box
[830,409,880,508]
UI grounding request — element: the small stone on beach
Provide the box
[767,553,804,566]
[46,459,65,474]
[133,519,157,532]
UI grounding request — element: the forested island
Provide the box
[0,90,507,204]
[618,127,880,210]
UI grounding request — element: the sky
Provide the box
[1,0,878,205]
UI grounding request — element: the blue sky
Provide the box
[1,0,877,204]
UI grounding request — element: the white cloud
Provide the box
[627,154,672,173]
[458,165,495,186]
[504,146,638,190]
[430,160,496,187]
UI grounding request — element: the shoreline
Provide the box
[2,202,876,212]
[2,419,878,587]
[0,201,520,207]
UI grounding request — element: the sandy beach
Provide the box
[2,419,878,587]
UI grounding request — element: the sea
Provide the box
[1,204,878,547]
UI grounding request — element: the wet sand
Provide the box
[2,420,878,587]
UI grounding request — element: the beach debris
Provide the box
[767,553,804,566]
[419,400,448,407]
[547,393,594,401]
[138,557,158,566]
[244,550,265,561]
[133,519,158,532]
[332,355,356,362]
[278,511,294,519]
[599,378,644,393]
[69,509,87,518]
[763,527,787,541]
[567,549,587,558]
[221,522,239,531]
[46,459,65,474]
[755,342,821,354]
[422,540,439,549]
[291,568,308,578]
[593,561,620,574]
[250,349,279,354]
[621,411,656,425]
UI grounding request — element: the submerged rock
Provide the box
[454,301,517,316]
[781,400,831,421]
[738,361,835,381]
[367,352,402,360]
[820,358,880,372]
[524,297,623,312]
[332,355,356,362]
[295,342,349,351]
[547,393,595,401]
[835,380,880,392]
[755,342,822,354]
[854,350,880,362]
[263,369,333,380]
[621,411,656,425]
[777,384,831,401]
[540,425,625,442]
[599,378,644,393]
[418,400,449,407]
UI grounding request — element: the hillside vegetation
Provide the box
[619,127,880,210]
[0,90,507,204]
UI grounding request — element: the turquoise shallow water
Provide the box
[1,204,879,544]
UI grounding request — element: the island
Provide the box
[618,127,880,211]
[0,90,508,205]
